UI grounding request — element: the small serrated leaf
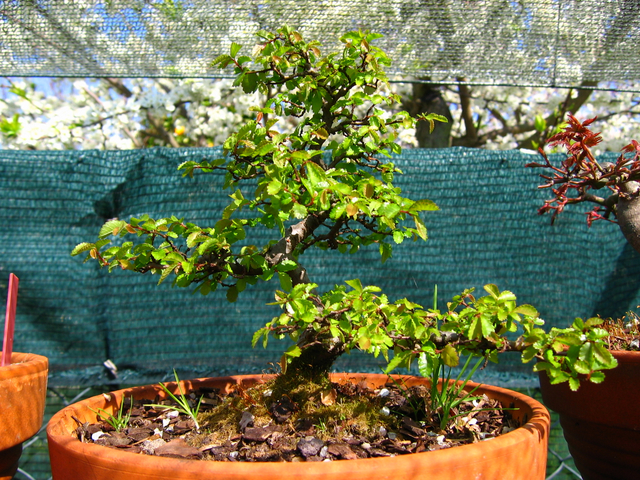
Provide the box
[483,284,500,299]
[413,215,427,240]
[441,344,459,367]
[71,242,95,256]
[278,272,293,292]
[99,220,126,238]
[514,304,539,317]
[230,42,242,57]
[411,199,439,212]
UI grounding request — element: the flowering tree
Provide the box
[2,75,639,152]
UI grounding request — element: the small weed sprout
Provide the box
[89,396,132,432]
[145,370,203,430]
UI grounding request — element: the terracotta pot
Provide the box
[48,373,549,480]
[0,352,49,480]
[539,350,640,480]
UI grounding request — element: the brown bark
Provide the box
[616,181,640,254]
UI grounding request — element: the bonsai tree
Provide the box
[527,114,640,254]
[73,27,616,394]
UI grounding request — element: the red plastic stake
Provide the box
[2,273,19,367]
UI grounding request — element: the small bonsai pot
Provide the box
[0,352,49,480]
[47,373,550,480]
[539,350,640,480]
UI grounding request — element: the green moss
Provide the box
[192,374,403,446]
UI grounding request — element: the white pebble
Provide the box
[378,388,390,397]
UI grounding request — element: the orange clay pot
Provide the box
[0,352,49,480]
[539,350,640,480]
[47,373,549,480]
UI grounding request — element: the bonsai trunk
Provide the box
[616,181,640,254]
[283,327,346,385]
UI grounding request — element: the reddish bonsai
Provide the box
[527,114,640,253]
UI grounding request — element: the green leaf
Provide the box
[284,345,302,358]
[292,203,308,219]
[241,73,258,93]
[379,242,392,263]
[310,90,323,114]
[230,42,242,57]
[277,259,298,272]
[384,351,409,374]
[157,266,174,285]
[413,215,427,240]
[441,344,459,367]
[568,377,580,391]
[514,304,539,317]
[345,278,363,292]
[278,272,293,292]
[291,150,311,161]
[483,284,500,299]
[226,285,239,303]
[498,290,517,302]
[469,315,494,339]
[267,179,283,195]
[593,344,616,367]
[152,250,167,260]
[71,242,95,256]
[534,114,547,133]
[589,371,606,384]
[305,161,327,185]
[251,327,267,348]
[410,199,439,212]
[378,203,401,219]
[99,219,126,238]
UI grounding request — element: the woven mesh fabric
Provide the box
[2,147,639,387]
[1,0,640,90]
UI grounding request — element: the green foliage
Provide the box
[72,26,615,392]
[89,396,132,432]
[74,27,443,293]
[0,114,21,138]
[145,370,203,430]
[425,355,485,431]
[261,280,616,391]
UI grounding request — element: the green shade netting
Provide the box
[1,147,638,387]
[2,0,640,90]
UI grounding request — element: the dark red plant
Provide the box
[527,114,640,226]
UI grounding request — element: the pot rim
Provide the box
[47,373,550,476]
[610,349,640,363]
[0,352,48,380]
